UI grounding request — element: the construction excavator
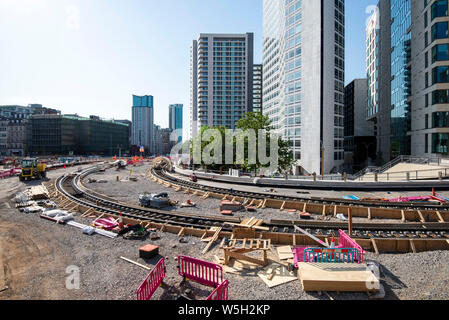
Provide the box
[19,158,47,181]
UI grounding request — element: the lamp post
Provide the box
[321,141,325,180]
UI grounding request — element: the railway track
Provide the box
[156,169,449,211]
[151,168,449,224]
[46,164,449,253]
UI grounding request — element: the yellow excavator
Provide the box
[20,158,47,181]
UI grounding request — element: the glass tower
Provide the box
[262,0,345,174]
[131,95,154,154]
[390,0,412,157]
[169,104,183,143]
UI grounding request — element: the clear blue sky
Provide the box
[0,0,376,138]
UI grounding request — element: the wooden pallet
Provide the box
[220,238,271,266]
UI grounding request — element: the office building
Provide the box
[370,0,449,161]
[31,114,129,156]
[131,95,154,155]
[366,0,392,164]
[344,79,376,171]
[190,33,254,135]
[262,0,345,174]
[169,104,183,143]
[0,104,61,156]
[253,64,263,113]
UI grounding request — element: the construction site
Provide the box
[1,156,449,301]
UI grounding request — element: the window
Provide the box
[432,66,449,84]
[432,133,449,153]
[431,21,448,41]
[433,89,449,104]
[432,111,449,127]
[432,44,449,62]
[432,0,448,20]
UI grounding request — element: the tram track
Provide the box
[46,165,449,245]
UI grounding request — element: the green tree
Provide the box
[189,112,296,174]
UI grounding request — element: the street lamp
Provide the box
[321,141,325,180]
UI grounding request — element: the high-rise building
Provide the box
[253,64,263,113]
[370,0,449,161]
[131,95,154,155]
[169,104,183,143]
[411,0,449,158]
[190,33,254,136]
[344,79,376,171]
[366,0,391,164]
[262,0,345,175]
[190,40,198,140]
[390,0,412,158]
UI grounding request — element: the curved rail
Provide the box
[50,165,449,241]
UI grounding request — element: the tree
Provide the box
[188,112,295,174]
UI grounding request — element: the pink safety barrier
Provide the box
[206,280,229,301]
[93,217,119,230]
[293,230,365,266]
[293,246,309,267]
[0,168,21,179]
[136,258,166,300]
[336,229,364,263]
[178,255,223,288]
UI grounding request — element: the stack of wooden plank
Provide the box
[297,262,380,292]
[224,217,269,231]
[26,185,49,200]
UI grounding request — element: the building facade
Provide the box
[190,33,254,135]
[0,118,8,157]
[262,0,345,174]
[253,64,263,113]
[190,40,198,140]
[412,0,449,158]
[366,0,392,164]
[344,79,376,172]
[0,104,61,156]
[31,114,129,156]
[131,95,154,155]
[370,0,449,161]
[169,104,183,143]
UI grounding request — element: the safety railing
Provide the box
[337,229,364,263]
[136,258,166,300]
[178,255,223,288]
[304,247,360,263]
[206,280,229,301]
[0,168,21,179]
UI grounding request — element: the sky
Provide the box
[0,0,377,139]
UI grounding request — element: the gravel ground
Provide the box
[0,164,449,300]
[86,164,425,225]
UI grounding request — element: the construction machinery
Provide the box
[20,158,47,181]
[138,192,170,209]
